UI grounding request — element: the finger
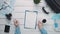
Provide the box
[38,21,42,25]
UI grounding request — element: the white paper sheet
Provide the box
[24,11,37,29]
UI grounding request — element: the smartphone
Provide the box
[4,25,10,33]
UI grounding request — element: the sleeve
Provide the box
[40,28,47,34]
[15,26,21,34]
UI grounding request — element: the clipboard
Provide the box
[24,10,38,29]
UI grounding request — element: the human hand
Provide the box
[14,19,19,27]
[38,21,43,29]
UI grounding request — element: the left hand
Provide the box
[14,19,19,27]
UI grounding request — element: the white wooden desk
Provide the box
[0,0,60,34]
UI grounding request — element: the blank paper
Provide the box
[24,11,38,29]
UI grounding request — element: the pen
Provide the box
[42,7,49,14]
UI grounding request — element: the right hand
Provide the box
[38,21,43,29]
